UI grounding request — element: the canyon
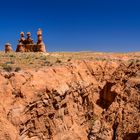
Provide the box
[0,52,139,140]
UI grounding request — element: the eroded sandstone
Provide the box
[0,59,139,140]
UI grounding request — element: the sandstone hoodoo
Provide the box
[16,29,46,53]
[5,28,47,53]
[0,52,139,140]
[5,43,13,53]
[36,28,46,52]
[16,42,25,52]
[19,32,26,45]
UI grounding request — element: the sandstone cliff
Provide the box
[0,52,139,140]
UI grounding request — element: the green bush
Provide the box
[2,64,13,72]
[15,67,21,72]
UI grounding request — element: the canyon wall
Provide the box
[0,60,139,140]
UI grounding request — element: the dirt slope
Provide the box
[0,52,139,140]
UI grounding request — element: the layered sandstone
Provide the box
[0,54,139,140]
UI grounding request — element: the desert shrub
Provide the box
[55,58,61,63]
[6,61,14,64]
[15,67,21,72]
[95,58,106,61]
[9,54,16,58]
[2,64,13,72]
[67,58,72,62]
[44,60,50,65]
[39,55,47,60]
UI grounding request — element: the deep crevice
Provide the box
[96,82,117,110]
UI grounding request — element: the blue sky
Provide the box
[0,0,140,52]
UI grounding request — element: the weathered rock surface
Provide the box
[0,59,139,140]
[5,43,13,53]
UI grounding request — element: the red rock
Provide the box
[0,60,139,139]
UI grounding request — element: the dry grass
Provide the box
[0,51,139,71]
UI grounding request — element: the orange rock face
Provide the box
[36,43,46,52]
[0,60,139,140]
[16,43,25,52]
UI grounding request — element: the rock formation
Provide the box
[25,32,34,45]
[16,32,26,52]
[36,28,46,52]
[19,32,26,45]
[4,28,47,53]
[24,32,34,52]
[16,42,25,52]
[15,29,47,53]
[5,43,13,53]
[0,58,139,140]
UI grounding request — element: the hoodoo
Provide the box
[36,28,46,52]
[5,28,47,53]
[5,43,13,53]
